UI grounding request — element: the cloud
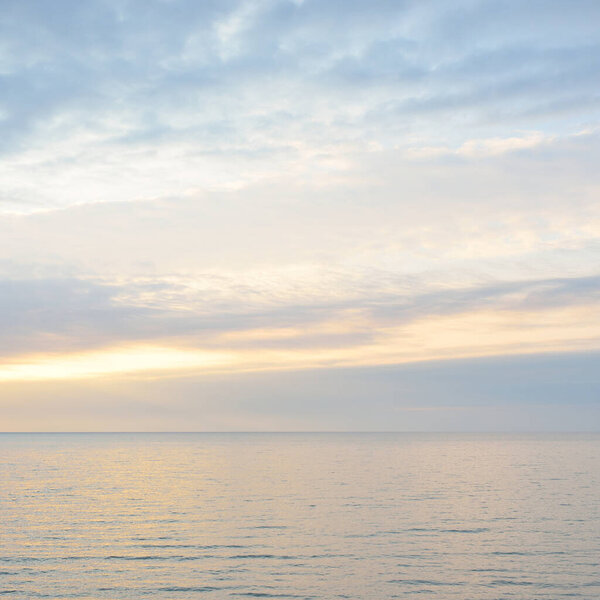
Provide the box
[1,0,599,428]
[1,272,599,375]
[0,278,156,355]
[2,0,600,211]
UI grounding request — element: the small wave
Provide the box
[104,555,171,561]
[229,554,297,560]
[134,544,245,550]
[0,557,51,565]
[470,568,510,573]
[231,593,309,598]
[157,586,223,592]
[404,527,489,534]
[442,527,489,533]
[388,579,463,586]
[135,544,197,549]
[490,579,537,586]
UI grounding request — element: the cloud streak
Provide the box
[1,273,599,380]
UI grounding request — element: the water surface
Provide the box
[1,433,599,599]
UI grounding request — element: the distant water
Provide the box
[1,433,599,599]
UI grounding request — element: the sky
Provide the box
[1,0,599,431]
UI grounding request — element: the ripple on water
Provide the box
[1,433,599,600]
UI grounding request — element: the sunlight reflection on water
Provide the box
[1,433,599,599]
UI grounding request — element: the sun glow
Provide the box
[1,303,599,383]
[0,346,235,382]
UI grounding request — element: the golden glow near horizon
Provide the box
[2,303,599,383]
[0,346,234,382]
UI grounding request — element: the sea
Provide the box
[1,433,599,599]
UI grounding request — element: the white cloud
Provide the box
[457,131,552,157]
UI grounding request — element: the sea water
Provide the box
[1,433,599,599]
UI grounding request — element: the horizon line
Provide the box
[1,431,598,435]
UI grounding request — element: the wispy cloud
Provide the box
[2,0,600,211]
[1,272,599,381]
